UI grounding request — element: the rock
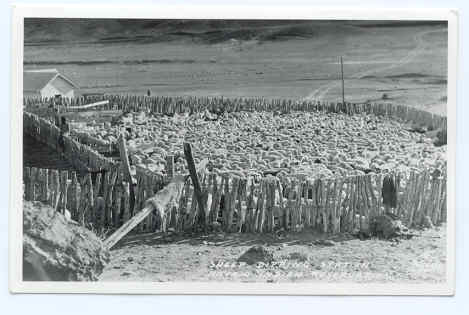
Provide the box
[369,214,409,239]
[210,221,222,232]
[312,239,335,247]
[23,201,110,281]
[237,246,274,265]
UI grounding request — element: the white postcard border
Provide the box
[9,4,458,295]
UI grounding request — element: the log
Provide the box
[103,159,207,249]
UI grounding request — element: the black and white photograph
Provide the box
[9,5,457,295]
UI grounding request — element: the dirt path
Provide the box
[100,225,446,283]
[305,28,447,101]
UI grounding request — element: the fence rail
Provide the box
[23,112,116,172]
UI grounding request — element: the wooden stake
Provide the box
[183,142,206,229]
[118,133,136,209]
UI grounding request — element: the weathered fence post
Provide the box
[183,142,206,230]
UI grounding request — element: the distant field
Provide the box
[24,20,448,114]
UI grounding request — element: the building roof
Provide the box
[24,69,79,92]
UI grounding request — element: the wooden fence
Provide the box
[24,95,447,131]
[23,165,447,235]
[22,95,448,237]
[23,165,166,233]
[23,112,116,172]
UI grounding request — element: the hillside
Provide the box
[24,19,445,45]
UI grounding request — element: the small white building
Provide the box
[23,69,79,98]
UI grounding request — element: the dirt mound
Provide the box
[23,201,110,281]
[369,214,410,239]
[237,246,274,265]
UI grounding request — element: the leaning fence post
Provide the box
[183,142,206,230]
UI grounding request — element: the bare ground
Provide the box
[100,224,446,283]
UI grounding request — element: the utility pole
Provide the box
[340,56,345,105]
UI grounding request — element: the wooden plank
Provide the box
[122,182,131,224]
[52,170,60,211]
[68,172,78,221]
[187,186,198,229]
[376,174,383,215]
[77,176,88,226]
[356,176,363,230]
[423,177,437,220]
[295,181,304,232]
[222,175,231,229]
[319,179,328,233]
[249,180,259,232]
[336,178,346,233]
[60,171,69,215]
[257,180,267,233]
[407,172,421,227]
[113,181,123,228]
[100,171,110,227]
[253,180,263,232]
[439,178,447,223]
[276,179,286,230]
[183,142,206,228]
[94,172,102,200]
[200,174,210,227]
[404,172,416,225]
[35,168,44,202]
[85,173,94,223]
[134,173,144,232]
[432,178,443,224]
[415,171,430,226]
[403,172,415,223]
[30,167,37,201]
[304,180,311,228]
[227,177,240,232]
[286,180,295,231]
[178,180,191,231]
[267,179,275,232]
[105,169,118,228]
[143,175,153,231]
[208,174,219,224]
[289,181,297,231]
[331,178,342,234]
[42,169,50,203]
[237,178,247,232]
[118,133,136,208]
[311,179,318,229]
[346,177,356,232]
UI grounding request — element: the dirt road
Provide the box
[305,28,447,102]
[100,225,446,283]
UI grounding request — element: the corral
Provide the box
[23,95,447,249]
